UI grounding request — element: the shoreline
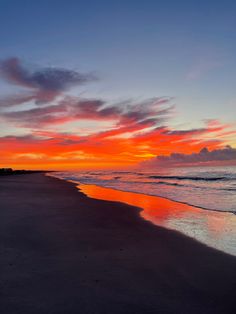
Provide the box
[48,173,236,256]
[78,183,236,257]
[1,173,236,313]
[47,173,236,215]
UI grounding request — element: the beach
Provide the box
[1,173,236,314]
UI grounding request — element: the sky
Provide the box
[0,0,236,170]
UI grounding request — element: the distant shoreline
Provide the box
[0,169,51,176]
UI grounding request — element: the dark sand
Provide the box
[0,174,235,314]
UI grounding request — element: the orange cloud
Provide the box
[0,118,233,170]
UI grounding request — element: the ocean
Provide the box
[49,166,236,256]
[51,166,236,212]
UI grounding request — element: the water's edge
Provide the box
[47,173,236,256]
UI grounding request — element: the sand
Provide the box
[0,173,235,314]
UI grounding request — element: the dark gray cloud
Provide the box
[164,128,207,135]
[0,57,96,105]
[144,146,236,166]
[0,134,44,143]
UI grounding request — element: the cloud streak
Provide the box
[0,57,96,105]
[1,96,173,129]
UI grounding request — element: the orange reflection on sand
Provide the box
[79,184,205,222]
[78,184,236,255]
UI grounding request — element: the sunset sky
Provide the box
[0,0,236,170]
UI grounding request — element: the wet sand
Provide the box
[78,183,236,256]
[0,173,236,314]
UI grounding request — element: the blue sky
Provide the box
[0,0,235,139]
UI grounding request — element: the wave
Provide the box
[148,175,227,181]
[49,168,236,213]
[155,181,186,187]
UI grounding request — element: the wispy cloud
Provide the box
[0,96,173,129]
[0,57,96,105]
[186,58,222,80]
